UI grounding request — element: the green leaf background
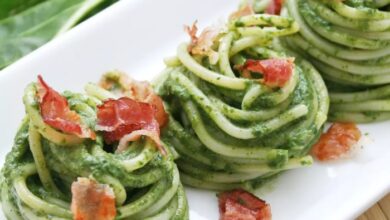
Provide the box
[0,0,117,69]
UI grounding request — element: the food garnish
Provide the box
[229,3,255,20]
[99,72,168,127]
[265,0,283,15]
[96,97,165,154]
[311,123,361,161]
[240,58,294,88]
[218,189,272,220]
[185,21,224,64]
[36,75,95,139]
[71,178,116,220]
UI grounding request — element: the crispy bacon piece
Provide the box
[229,3,255,20]
[117,130,161,153]
[99,72,168,127]
[71,178,116,220]
[96,97,166,154]
[147,94,168,128]
[36,76,95,139]
[311,123,361,161]
[184,21,222,64]
[241,58,294,88]
[185,20,198,49]
[265,0,284,15]
[218,189,272,220]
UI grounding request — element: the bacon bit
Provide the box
[36,76,95,139]
[146,94,168,129]
[184,21,223,64]
[117,130,161,153]
[218,189,272,220]
[71,178,116,220]
[99,72,168,127]
[265,0,284,15]
[240,58,294,88]
[185,20,198,49]
[96,97,166,154]
[311,123,362,161]
[229,3,255,20]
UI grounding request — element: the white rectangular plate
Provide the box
[0,1,389,219]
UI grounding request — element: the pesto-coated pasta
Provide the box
[282,0,390,123]
[0,79,188,220]
[156,13,329,190]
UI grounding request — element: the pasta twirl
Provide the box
[156,13,329,190]
[283,0,390,123]
[0,77,189,220]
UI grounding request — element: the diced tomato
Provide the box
[241,58,294,88]
[218,189,272,220]
[99,73,168,128]
[311,123,362,161]
[71,178,116,220]
[229,3,255,20]
[265,0,284,15]
[96,97,165,154]
[36,75,95,139]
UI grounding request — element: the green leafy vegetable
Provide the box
[0,0,46,20]
[0,0,117,69]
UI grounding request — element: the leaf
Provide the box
[0,0,46,20]
[0,4,82,68]
[56,0,107,35]
[0,0,116,69]
[0,0,82,40]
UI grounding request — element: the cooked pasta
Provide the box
[155,12,329,190]
[282,0,390,123]
[0,76,188,220]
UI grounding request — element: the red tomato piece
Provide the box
[311,123,361,161]
[36,75,95,139]
[96,97,165,154]
[71,178,116,220]
[218,189,272,220]
[266,0,284,15]
[242,58,294,88]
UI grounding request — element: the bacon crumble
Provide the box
[36,75,95,139]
